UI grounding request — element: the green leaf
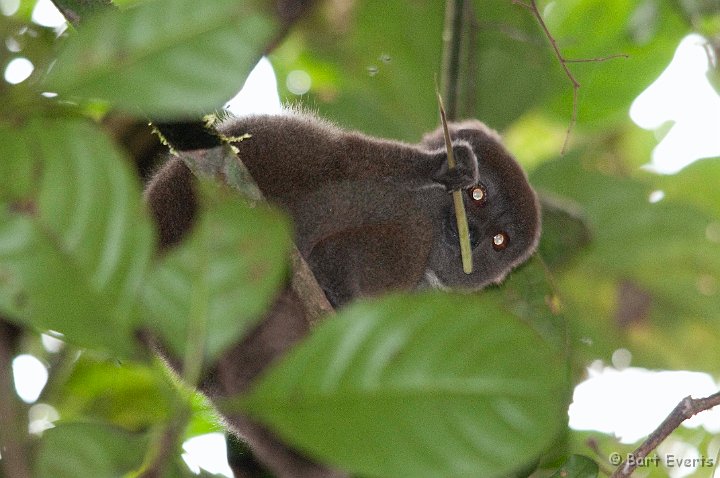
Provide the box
[491,255,568,351]
[240,292,569,478]
[141,181,292,369]
[469,0,562,129]
[34,422,146,477]
[550,454,599,478]
[537,192,593,270]
[56,356,175,431]
[0,118,154,357]
[184,392,224,438]
[44,0,278,118]
[651,156,720,220]
[0,123,35,204]
[531,155,720,371]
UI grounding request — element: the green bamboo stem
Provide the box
[437,91,473,274]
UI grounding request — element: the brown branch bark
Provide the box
[441,0,466,120]
[459,1,479,119]
[178,145,334,326]
[0,320,31,478]
[441,0,481,121]
[611,392,720,478]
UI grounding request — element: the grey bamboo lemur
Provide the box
[144,112,541,477]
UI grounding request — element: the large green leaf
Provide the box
[141,181,292,369]
[239,291,569,478]
[0,118,154,357]
[44,0,278,118]
[34,422,146,477]
[531,156,720,371]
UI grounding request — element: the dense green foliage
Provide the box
[0,0,718,477]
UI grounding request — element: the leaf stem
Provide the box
[131,386,192,478]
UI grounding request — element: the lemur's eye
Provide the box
[467,183,487,206]
[492,232,509,251]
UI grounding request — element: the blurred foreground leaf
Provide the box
[45,0,278,118]
[531,156,720,371]
[0,119,153,357]
[56,357,175,431]
[239,291,569,478]
[141,181,292,370]
[35,422,146,477]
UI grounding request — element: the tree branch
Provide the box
[459,1,479,119]
[176,143,334,324]
[611,391,720,478]
[441,0,466,120]
[0,320,31,478]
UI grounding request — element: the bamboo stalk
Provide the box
[437,90,473,274]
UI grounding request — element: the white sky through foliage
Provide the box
[630,34,720,174]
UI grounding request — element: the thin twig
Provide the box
[565,54,630,63]
[611,392,720,478]
[511,1,533,10]
[516,0,577,154]
[512,0,578,89]
[514,0,627,154]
